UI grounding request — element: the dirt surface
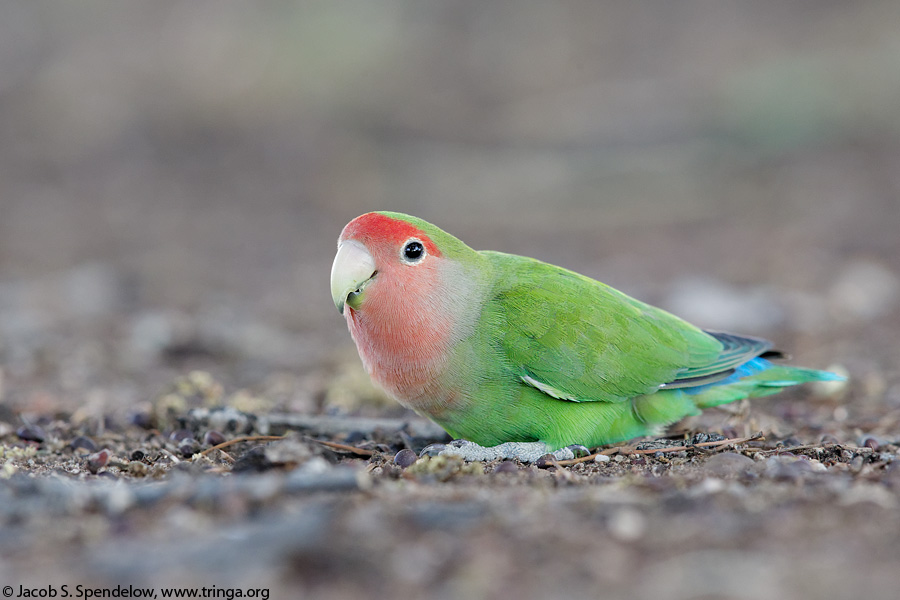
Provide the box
[2,2,900,599]
[1,373,899,600]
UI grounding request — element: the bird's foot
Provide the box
[689,432,726,445]
[419,440,587,463]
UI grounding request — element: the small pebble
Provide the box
[594,454,611,463]
[87,449,110,474]
[16,425,46,443]
[535,454,556,468]
[393,449,418,468]
[702,452,756,477]
[130,449,146,461]
[178,438,199,458]
[203,430,226,446]
[493,460,519,474]
[863,438,880,451]
[70,436,97,452]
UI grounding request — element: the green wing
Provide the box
[483,251,744,403]
[660,330,774,389]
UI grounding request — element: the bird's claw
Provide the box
[419,439,468,458]
[689,432,726,445]
[564,444,591,458]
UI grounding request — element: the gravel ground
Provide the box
[2,3,900,599]
[0,342,898,600]
[0,257,897,600]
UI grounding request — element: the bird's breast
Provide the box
[345,300,460,414]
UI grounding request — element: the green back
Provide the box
[482,251,724,403]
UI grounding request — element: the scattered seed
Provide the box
[178,438,199,458]
[203,430,226,446]
[87,449,110,474]
[393,449,418,468]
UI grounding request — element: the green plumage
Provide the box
[428,249,839,451]
[336,212,844,452]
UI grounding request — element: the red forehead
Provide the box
[341,213,442,257]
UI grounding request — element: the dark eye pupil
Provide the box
[404,241,424,260]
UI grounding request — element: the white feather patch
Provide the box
[521,374,581,402]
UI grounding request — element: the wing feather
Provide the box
[483,252,772,403]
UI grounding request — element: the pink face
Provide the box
[331,213,456,405]
[335,213,444,314]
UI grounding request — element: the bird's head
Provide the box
[331,212,451,315]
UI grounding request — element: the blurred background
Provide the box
[1,0,899,421]
[3,3,900,599]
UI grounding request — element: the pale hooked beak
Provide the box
[331,240,376,314]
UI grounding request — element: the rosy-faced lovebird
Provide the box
[330,212,845,462]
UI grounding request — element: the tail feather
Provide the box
[572,358,845,449]
[684,358,845,409]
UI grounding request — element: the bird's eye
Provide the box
[402,240,425,262]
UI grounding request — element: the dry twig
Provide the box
[197,435,286,457]
[555,432,765,466]
[306,438,377,457]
